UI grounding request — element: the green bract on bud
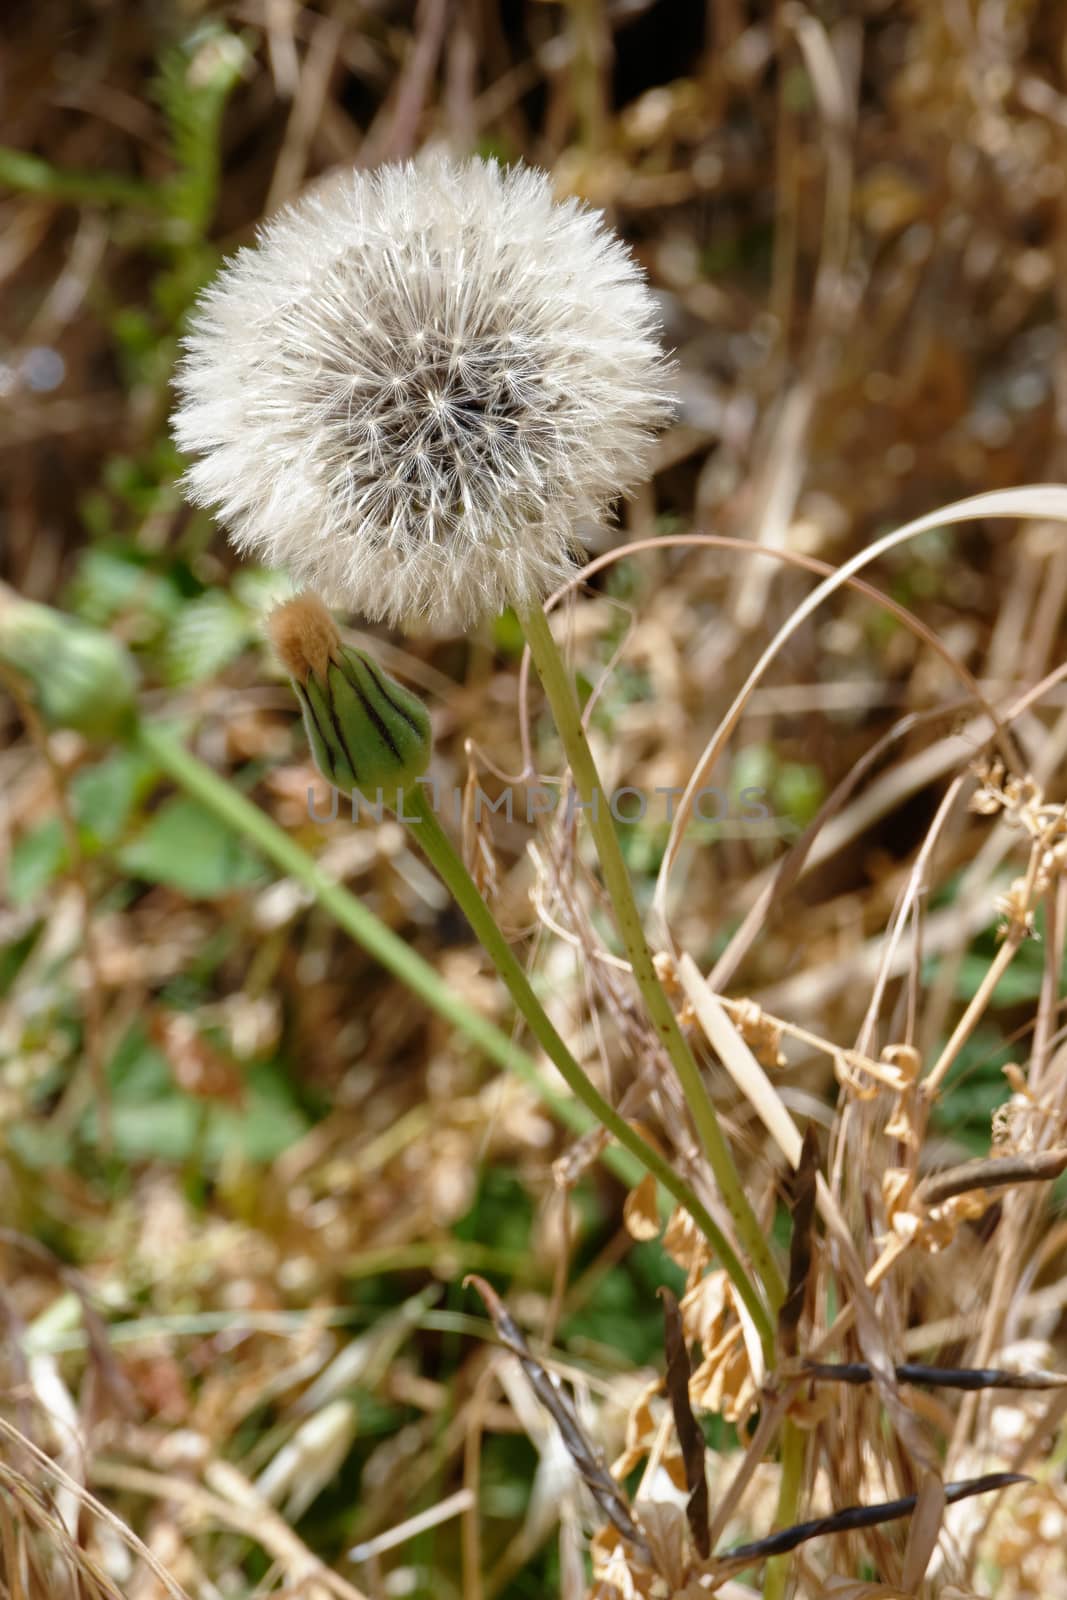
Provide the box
[268,593,431,800]
[0,585,139,739]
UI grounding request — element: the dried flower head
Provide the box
[172,153,671,632]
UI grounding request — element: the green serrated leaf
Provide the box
[163,591,251,685]
[156,24,249,233]
[118,796,265,898]
[65,548,181,634]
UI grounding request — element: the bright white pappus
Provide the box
[172,153,672,632]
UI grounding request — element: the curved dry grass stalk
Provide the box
[0,1415,192,1600]
[649,486,1067,924]
[518,529,1016,790]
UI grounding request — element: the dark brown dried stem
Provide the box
[916,1148,1067,1206]
[802,1361,1067,1392]
[660,1287,710,1558]
[718,1473,1029,1567]
[465,1275,649,1557]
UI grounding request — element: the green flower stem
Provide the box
[136,719,775,1351]
[401,781,773,1353]
[137,721,570,1120]
[763,1418,805,1600]
[520,599,784,1314]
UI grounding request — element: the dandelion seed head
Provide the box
[172,153,672,631]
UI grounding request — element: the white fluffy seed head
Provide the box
[172,153,673,632]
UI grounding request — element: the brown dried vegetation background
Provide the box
[4,2,1067,1597]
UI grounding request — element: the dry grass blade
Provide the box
[0,1415,193,1600]
[900,1472,946,1593]
[659,1286,710,1558]
[717,1474,1030,1568]
[464,1275,648,1556]
[677,954,939,1467]
[676,954,802,1166]
[653,486,1067,919]
[0,1459,128,1600]
[779,1125,820,1358]
[528,532,1011,802]
[11,7,1067,1595]
[0,1230,137,1420]
[347,1489,475,1563]
[90,1458,373,1600]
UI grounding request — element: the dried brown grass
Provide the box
[5,1,1067,1597]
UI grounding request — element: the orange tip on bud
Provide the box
[267,592,433,799]
[267,592,342,684]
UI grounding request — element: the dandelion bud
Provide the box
[0,586,139,739]
[269,593,431,799]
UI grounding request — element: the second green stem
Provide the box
[520,600,784,1314]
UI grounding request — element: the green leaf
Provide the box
[9,820,67,907]
[0,922,40,999]
[7,1122,73,1170]
[0,147,162,210]
[953,950,1044,1007]
[208,1062,310,1162]
[7,749,160,907]
[156,24,249,233]
[106,1079,308,1165]
[65,548,181,635]
[107,1024,171,1095]
[163,590,251,685]
[106,1100,204,1163]
[96,1026,310,1163]
[732,743,777,796]
[118,796,265,898]
[929,1025,1012,1155]
[561,1239,686,1367]
[232,569,294,614]
[72,747,160,849]
[776,762,826,827]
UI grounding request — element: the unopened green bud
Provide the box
[0,585,139,739]
[269,593,431,800]
[301,649,431,798]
